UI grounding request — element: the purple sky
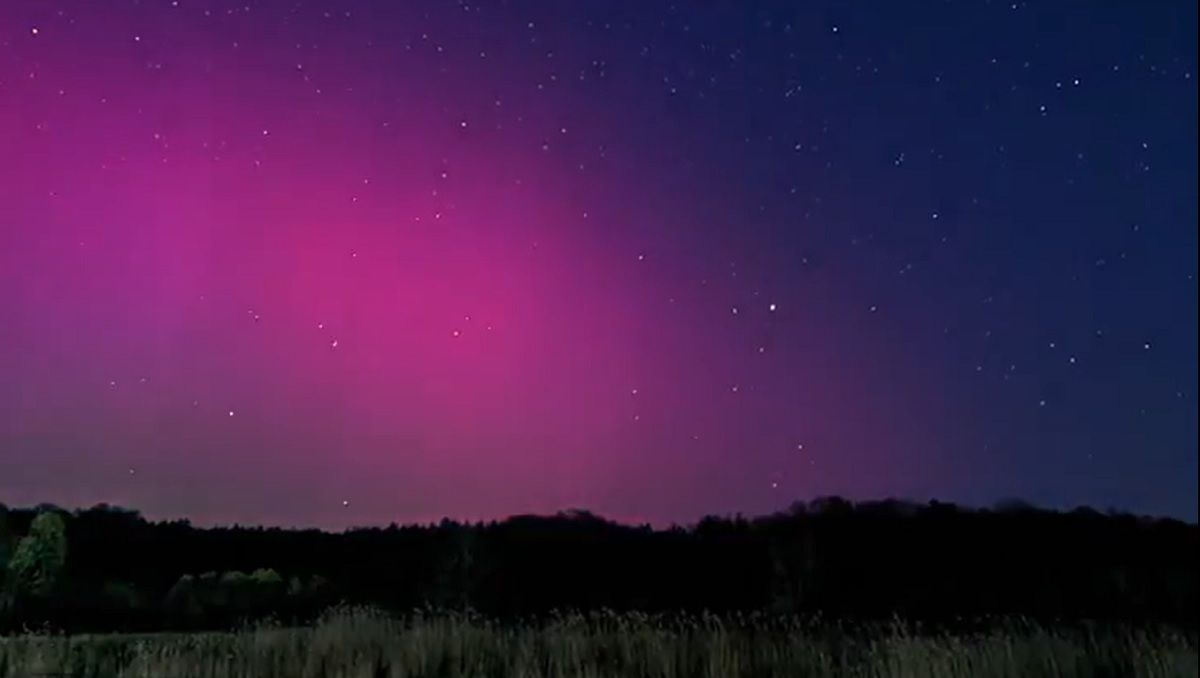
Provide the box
[2,1,1196,527]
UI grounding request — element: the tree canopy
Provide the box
[0,499,1194,633]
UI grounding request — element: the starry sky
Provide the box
[1,1,1196,528]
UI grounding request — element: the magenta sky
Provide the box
[3,1,1196,527]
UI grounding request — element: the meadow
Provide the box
[0,607,1196,678]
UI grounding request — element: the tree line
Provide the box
[0,498,1195,633]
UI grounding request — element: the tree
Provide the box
[0,505,12,619]
[165,574,203,620]
[250,568,283,588]
[433,525,476,610]
[249,568,285,611]
[219,571,253,614]
[5,511,68,598]
[0,505,14,583]
[101,580,144,610]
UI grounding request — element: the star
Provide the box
[5,0,1194,531]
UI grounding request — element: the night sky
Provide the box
[2,1,1196,528]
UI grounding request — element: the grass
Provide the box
[0,607,1195,678]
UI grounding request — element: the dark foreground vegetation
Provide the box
[1,498,1195,635]
[1,607,1196,678]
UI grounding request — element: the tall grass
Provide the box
[0,607,1194,678]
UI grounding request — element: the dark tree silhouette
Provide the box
[0,499,1194,633]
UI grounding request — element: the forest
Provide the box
[0,498,1195,634]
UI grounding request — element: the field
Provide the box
[0,608,1195,678]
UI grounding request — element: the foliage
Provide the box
[4,512,67,599]
[0,506,13,588]
[0,506,12,570]
[0,499,1194,634]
